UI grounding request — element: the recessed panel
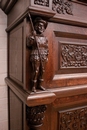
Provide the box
[53,32,87,74]
[60,42,87,69]
[9,25,23,84]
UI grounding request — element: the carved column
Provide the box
[26,105,47,130]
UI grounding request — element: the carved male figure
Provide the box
[27,17,49,92]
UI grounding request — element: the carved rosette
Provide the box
[26,105,47,130]
[59,107,87,130]
[52,0,73,15]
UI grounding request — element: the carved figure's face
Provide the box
[34,22,45,34]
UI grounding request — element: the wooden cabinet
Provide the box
[1,0,87,130]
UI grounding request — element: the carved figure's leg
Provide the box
[38,61,46,90]
[31,61,40,92]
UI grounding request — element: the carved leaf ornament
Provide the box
[59,107,87,130]
[61,44,87,68]
[34,0,73,15]
[52,0,73,15]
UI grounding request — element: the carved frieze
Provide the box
[34,0,49,7]
[52,0,73,15]
[59,106,87,130]
[61,43,87,68]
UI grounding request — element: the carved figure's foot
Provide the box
[38,86,45,91]
[32,87,36,93]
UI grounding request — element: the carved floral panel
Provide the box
[59,106,87,130]
[34,0,49,7]
[52,0,73,15]
[60,43,87,68]
[34,0,73,15]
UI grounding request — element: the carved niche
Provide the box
[61,43,87,68]
[59,106,87,130]
[52,0,73,15]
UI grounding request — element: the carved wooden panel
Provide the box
[52,0,73,15]
[54,41,87,74]
[60,42,87,68]
[59,106,87,130]
[9,23,23,84]
[53,28,87,74]
[34,0,49,7]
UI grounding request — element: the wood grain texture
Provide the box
[4,0,87,130]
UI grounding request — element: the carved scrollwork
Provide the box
[26,105,47,130]
[59,107,87,130]
[52,0,73,15]
[34,0,49,7]
[61,44,87,68]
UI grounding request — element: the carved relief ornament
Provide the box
[26,105,47,130]
[52,0,73,15]
[27,16,49,92]
[34,0,73,15]
[34,0,49,7]
[61,44,87,68]
[59,106,87,130]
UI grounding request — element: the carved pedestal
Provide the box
[26,105,47,130]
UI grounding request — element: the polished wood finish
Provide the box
[1,0,87,130]
[0,0,18,14]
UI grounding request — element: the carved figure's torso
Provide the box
[30,35,49,62]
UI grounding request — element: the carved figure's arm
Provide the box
[27,35,35,48]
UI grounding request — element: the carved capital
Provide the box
[26,105,47,130]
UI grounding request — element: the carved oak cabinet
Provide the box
[1,0,87,130]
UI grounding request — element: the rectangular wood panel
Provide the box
[9,89,23,130]
[53,31,87,74]
[58,106,87,130]
[9,23,23,84]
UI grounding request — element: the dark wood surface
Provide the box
[2,0,87,130]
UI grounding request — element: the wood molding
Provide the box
[5,78,56,107]
[0,0,18,14]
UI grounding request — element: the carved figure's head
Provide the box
[34,17,48,34]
